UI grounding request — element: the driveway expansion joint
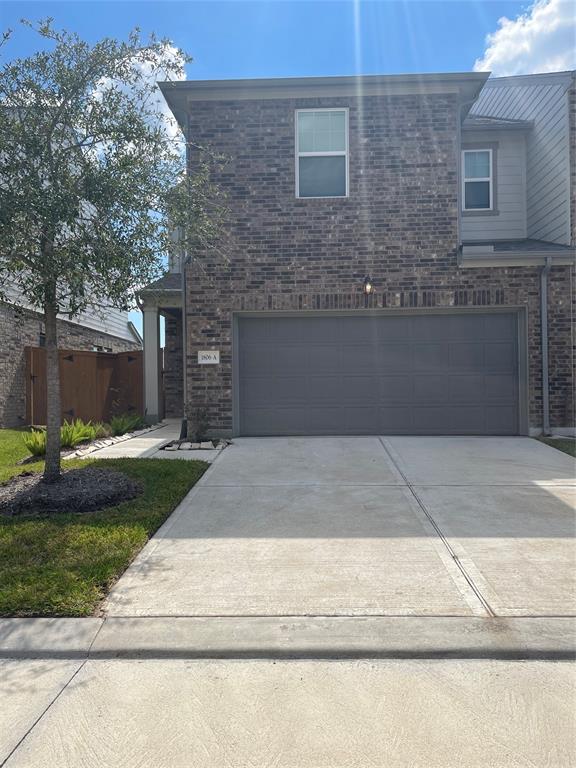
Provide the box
[378,437,496,618]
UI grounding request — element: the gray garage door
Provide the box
[237,313,520,435]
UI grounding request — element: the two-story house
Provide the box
[139,69,575,437]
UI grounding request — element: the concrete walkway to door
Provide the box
[104,436,576,619]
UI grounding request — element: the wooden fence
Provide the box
[25,347,143,425]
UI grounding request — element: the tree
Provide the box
[0,20,221,482]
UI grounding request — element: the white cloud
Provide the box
[93,42,186,140]
[474,0,576,76]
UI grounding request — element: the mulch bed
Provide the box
[0,467,143,517]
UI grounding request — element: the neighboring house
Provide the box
[139,70,575,437]
[0,290,141,428]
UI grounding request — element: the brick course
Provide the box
[163,312,183,418]
[0,302,139,428]
[183,92,575,434]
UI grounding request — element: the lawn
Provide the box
[0,429,207,616]
[538,437,576,458]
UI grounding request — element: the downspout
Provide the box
[540,256,552,436]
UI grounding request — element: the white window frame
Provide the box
[295,108,349,199]
[461,148,493,211]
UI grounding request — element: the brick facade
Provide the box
[163,311,183,418]
[0,302,139,428]
[183,91,575,435]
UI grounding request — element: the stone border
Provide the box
[161,439,231,453]
[63,423,164,460]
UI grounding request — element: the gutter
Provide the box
[127,320,143,346]
[540,256,552,436]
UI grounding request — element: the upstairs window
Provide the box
[462,149,493,210]
[296,109,348,198]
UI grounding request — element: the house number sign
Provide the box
[198,350,220,365]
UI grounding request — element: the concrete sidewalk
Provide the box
[85,420,220,463]
[1,653,574,768]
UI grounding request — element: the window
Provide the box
[462,149,493,210]
[296,109,348,198]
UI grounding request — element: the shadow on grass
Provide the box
[0,458,208,617]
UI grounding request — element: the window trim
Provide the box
[461,148,493,212]
[295,107,349,199]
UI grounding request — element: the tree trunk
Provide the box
[43,295,61,483]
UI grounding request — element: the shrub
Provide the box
[60,419,97,448]
[109,413,145,437]
[190,407,210,442]
[94,422,112,439]
[23,428,47,456]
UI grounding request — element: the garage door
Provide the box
[237,313,520,436]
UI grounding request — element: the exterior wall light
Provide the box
[363,276,374,295]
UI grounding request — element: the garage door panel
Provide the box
[447,407,485,433]
[448,375,485,402]
[449,314,485,339]
[342,375,379,402]
[241,346,272,374]
[378,344,412,371]
[238,313,520,436]
[377,317,413,341]
[485,374,517,401]
[342,406,377,433]
[485,342,516,372]
[414,375,449,403]
[484,313,516,338]
[412,343,449,371]
[310,345,343,372]
[380,407,414,433]
[449,343,484,371]
[379,375,412,402]
[411,314,452,340]
[486,406,518,434]
[413,407,453,433]
[340,344,376,371]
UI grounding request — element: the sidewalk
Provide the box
[85,420,219,463]
[1,616,574,768]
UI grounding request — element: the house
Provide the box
[0,293,142,428]
[139,70,575,437]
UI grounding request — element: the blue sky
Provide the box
[2,1,573,335]
[1,1,532,78]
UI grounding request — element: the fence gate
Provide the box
[25,347,143,425]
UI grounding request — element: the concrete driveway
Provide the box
[105,436,575,619]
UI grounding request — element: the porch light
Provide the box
[363,276,374,295]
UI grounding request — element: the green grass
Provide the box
[0,429,34,482]
[0,429,207,616]
[538,437,576,458]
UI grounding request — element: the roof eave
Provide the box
[159,72,490,129]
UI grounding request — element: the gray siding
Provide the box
[471,75,573,245]
[462,131,527,241]
[4,284,136,343]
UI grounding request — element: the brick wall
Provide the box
[163,312,183,418]
[0,302,140,428]
[184,91,575,434]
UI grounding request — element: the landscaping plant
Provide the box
[0,20,224,483]
[110,413,145,437]
[60,419,97,448]
[22,429,47,457]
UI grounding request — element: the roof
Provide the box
[463,114,533,132]
[460,239,575,268]
[160,71,489,129]
[480,71,575,89]
[140,273,182,292]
